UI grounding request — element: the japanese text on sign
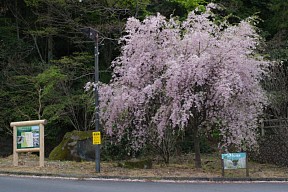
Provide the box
[93,132,101,145]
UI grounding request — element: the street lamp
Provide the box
[80,27,100,173]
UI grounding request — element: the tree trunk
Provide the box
[47,5,53,63]
[194,126,202,168]
[47,35,53,63]
[15,0,20,40]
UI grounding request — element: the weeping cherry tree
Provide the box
[87,4,270,167]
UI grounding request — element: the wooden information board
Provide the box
[10,120,47,167]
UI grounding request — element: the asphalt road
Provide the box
[1,176,288,192]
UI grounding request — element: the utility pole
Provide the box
[80,27,100,173]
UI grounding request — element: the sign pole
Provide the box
[221,158,225,177]
[246,153,249,177]
[39,123,45,167]
[80,27,101,173]
[94,31,100,173]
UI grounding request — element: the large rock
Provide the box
[49,130,95,161]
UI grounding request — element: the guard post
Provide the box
[10,120,47,167]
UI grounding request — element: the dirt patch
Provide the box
[1,153,288,179]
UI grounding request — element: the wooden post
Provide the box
[246,153,249,177]
[13,126,18,166]
[39,123,45,167]
[221,158,225,177]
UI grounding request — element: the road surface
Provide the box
[0,175,288,192]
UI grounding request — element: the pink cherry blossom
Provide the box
[97,4,270,153]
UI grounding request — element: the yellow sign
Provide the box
[93,132,101,145]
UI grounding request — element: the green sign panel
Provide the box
[221,153,246,169]
[17,126,40,149]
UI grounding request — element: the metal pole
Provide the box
[80,27,101,172]
[94,32,100,173]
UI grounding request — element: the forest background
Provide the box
[0,0,287,163]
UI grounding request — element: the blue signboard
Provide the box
[221,153,247,169]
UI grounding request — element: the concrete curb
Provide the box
[1,171,288,182]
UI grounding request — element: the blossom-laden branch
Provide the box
[96,3,271,155]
